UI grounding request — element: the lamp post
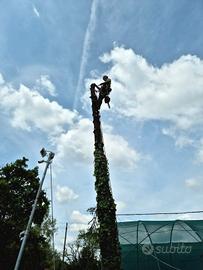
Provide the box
[14,149,55,270]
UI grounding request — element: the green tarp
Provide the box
[118,220,203,270]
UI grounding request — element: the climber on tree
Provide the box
[95,75,112,109]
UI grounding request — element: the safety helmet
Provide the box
[103,75,108,81]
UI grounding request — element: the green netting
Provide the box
[118,220,203,270]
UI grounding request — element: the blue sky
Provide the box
[1,0,203,250]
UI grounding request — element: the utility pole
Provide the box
[50,164,56,270]
[61,222,68,270]
[90,83,121,270]
[14,149,55,270]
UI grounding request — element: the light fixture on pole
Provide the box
[14,148,55,270]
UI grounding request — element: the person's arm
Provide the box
[99,78,111,86]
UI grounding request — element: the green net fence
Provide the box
[118,220,203,270]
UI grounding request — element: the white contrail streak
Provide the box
[33,5,40,17]
[73,0,99,110]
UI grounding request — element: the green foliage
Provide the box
[0,157,53,270]
[64,229,100,270]
[94,149,121,270]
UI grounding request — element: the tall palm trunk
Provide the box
[90,84,121,270]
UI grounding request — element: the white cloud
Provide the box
[196,139,203,163]
[162,128,194,148]
[176,213,203,220]
[35,75,57,96]
[69,223,89,232]
[93,47,203,131]
[55,118,140,169]
[185,178,200,189]
[0,72,140,171]
[83,47,203,162]
[33,5,40,17]
[71,210,92,223]
[55,185,79,203]
[0,74,5,85]
[55,118,94,166]
[116,201,126,213]
[55,234,75,251]
[0,77,77,134]
[105,132,140,168]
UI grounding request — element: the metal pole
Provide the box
[14,152,54,270]
[50,164,56,270]
[61,222,68,270]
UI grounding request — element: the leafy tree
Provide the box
[0,157,52,270]
[64,228,100,270]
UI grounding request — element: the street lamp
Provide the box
[38,148,55,163]
[14,148,55,270]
